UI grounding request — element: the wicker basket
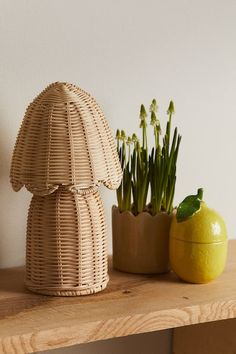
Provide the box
[10,82,122,296]
[26,187,108,296]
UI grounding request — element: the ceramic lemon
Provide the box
[170,188,228,283]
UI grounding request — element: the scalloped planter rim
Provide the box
[112,206,173,274]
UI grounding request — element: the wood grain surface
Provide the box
[0,240,236,354]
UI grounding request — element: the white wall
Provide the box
[1,0,236,353]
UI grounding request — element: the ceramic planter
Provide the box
[112,206,173,274]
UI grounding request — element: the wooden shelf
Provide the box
[1,240,236,354]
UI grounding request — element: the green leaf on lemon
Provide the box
[176,188,204,222]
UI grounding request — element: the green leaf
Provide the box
[176,188,204,222]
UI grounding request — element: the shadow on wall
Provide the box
[37,330,172,354]
[100,187,116,253]
[0,110,30,268]
[0,113,9,181]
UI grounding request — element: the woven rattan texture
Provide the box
[25,187,108,296]
[10,82,122,196]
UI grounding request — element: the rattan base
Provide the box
[25,187,108,296]
[25,277,109,296]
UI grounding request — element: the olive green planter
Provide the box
[112,206,173,274]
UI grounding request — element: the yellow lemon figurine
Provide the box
[170,188,228,283]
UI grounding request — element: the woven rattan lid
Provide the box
[10,82,122,195]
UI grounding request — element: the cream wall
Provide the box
[1,0,236,353]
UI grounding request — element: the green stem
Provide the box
[197,188,204,200]
[123,141,126,165]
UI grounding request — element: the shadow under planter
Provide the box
[112,206,173,274]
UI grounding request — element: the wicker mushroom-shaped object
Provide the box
[10,82,122,296]
[10,82,122,196]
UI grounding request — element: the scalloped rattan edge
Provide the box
[11,180,122,197]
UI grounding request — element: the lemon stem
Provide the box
[197,188,203,201]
